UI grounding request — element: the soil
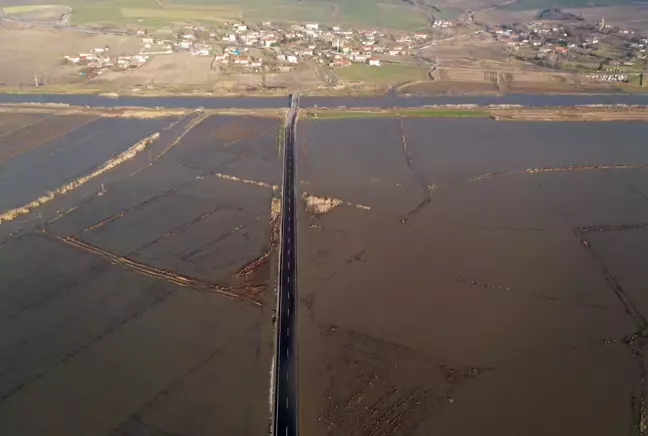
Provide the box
[491,107,648,121]
[0,21,142,87]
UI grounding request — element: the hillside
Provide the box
[0,0,461,30]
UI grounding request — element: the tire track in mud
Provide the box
[43,231,264,307]
[401,163,648,224]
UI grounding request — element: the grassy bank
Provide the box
[307,108,490,119]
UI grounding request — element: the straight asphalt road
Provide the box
[273,94,299,436]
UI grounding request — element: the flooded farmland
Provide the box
[0,112,281,436]
[297,117,648,436]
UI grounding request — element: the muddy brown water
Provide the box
[298,117,648,436]
[0,114,280,436]
[3,112,648,435]
[0,116,171,212]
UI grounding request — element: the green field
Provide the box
[309,108,490,119]
[1,4,59,13]
[7,0,454,29]
[503,0,647,11]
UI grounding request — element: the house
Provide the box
[368,57,381,66]
[287,55,298,64]
[263,36,277,47]
[250,60,263,68]
[276,54,286,61]
[236,24,248,32]
[192,47,211,56]
[142,37,154,44]
[414,32,427,40]
[234,56,250,65]
[305,23,319,30]
[179,41,193,49]
[331,59,351,67]
[214,54,228,62]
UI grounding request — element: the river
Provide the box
[2,93,648,108]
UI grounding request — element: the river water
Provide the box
[2,93,648,108]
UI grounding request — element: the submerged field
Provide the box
[0,112,281,436]
[4,106,648,435]
[297,116,648,435]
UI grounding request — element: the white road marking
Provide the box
[287,327,290,336]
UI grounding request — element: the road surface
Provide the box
[273,93,299,436]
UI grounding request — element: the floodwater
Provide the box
[297,117,648,436]
[0,114,281,436]
[0,116,169,212]
[2,92,648,108]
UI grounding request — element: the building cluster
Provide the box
[61,20,452,77]
[583,73,628,83]
[490,21,647,64]
[63,46,149,71]
[432,20,453,28]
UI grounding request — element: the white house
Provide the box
[368,58,381,66]
[305,23,319,30]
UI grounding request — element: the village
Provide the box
[60,19,456,80]
[46,10,648,93]
[487,17,648,84]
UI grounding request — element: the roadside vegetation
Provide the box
[306,108,490,119]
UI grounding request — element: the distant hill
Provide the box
[0,0,461,30]
[537,7,583,19]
